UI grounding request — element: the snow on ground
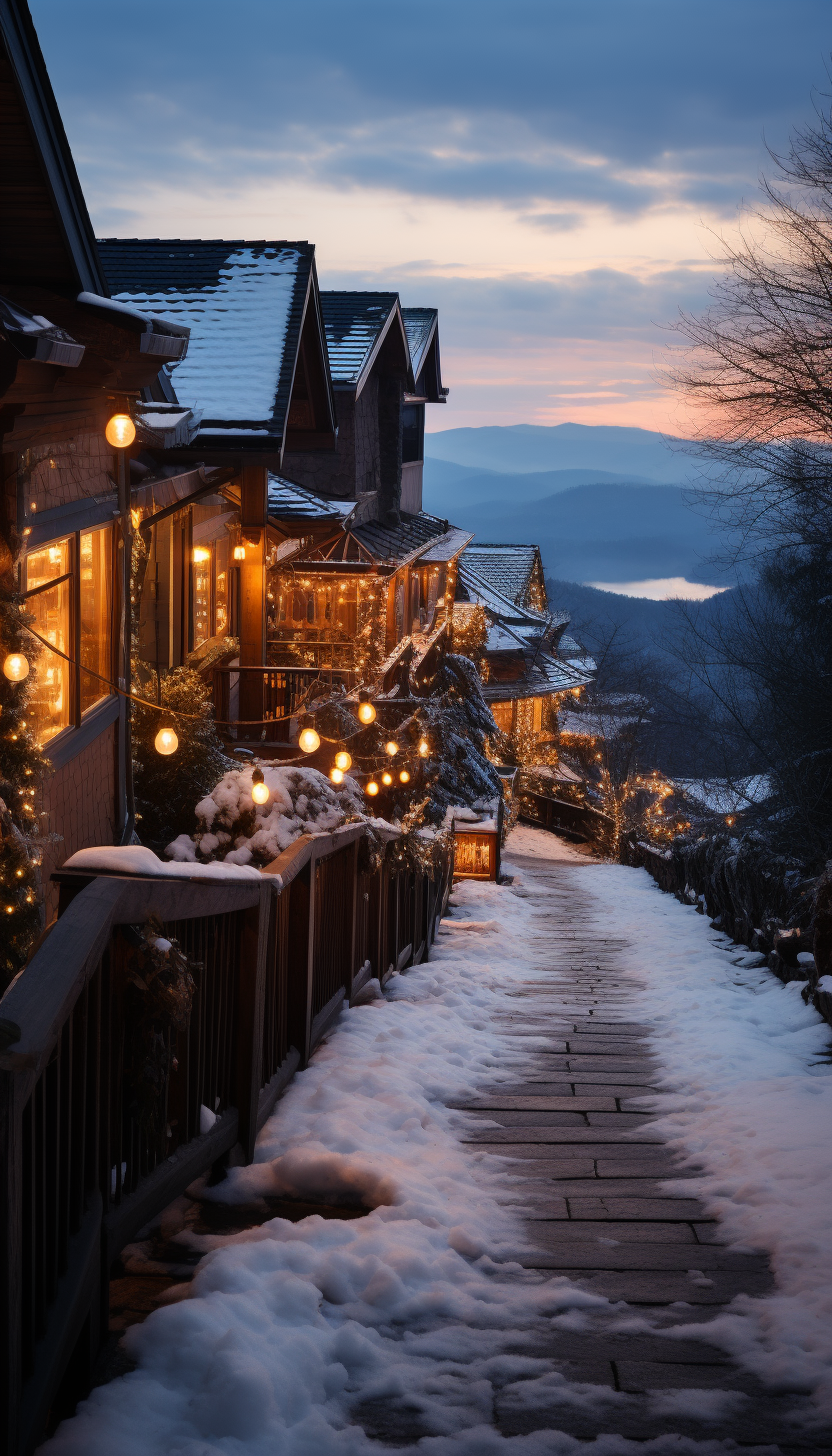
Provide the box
[503,822,593,863]
[582,857,832,1415]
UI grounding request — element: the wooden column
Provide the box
[238,465,268,734]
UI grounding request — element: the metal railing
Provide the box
[0,825,453,1455]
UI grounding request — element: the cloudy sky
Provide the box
[32,0,831,432]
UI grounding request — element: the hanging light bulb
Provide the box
[298,715,320,754]
[385,740,399,756]
[193,546,210,564]
[334,749,352,772]
[418,738,429,757]
[382,771,393,786]
[330,767,344,785]
[3,653,29,682]
[357,699,376,725]
[399,769,410,784]
[105,413,136,449]
[366,780,379,797]
[251,767,270,805]
[233,544,246,561]
[154,726,178,756]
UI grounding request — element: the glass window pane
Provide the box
[192,541,212,649]
[25,538,69,590]
[25,542,71,744]
[215,538,229,635]
[79,526,113,715]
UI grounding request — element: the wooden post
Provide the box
[238,465,268,734]
[234,883,272,1163]
[347,838,359,995]
[0,1070,22,1456]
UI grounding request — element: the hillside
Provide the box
[425,422,693,482]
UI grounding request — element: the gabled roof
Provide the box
[98,239,336,456]
[320,291,414,397]
[461,544,544,609]
[457,560,551,628]
[402,307,447,404]
[352,509,449,565]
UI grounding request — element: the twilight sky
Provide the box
[31,0,831,432]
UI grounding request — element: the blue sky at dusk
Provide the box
[31,0,832,431]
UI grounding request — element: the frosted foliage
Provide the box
[113,248,300,421]
[166,764,366,866]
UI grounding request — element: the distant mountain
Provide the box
[425,422,694,483]
[423,460,657,516]
[443,482,732,587]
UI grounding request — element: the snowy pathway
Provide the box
[45,826,832,1455]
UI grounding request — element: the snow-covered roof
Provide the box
[418,526,473,563]
[352,510,451,566]
[267,475,348,525]
[461,544,543,610]
[98,240,317,448]
[320,291,412,395]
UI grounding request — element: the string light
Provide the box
[3,653,29,682]
[330,767,344,785]
[298,723,321,753]
[366,780,379,796]
[154,726,179,756]
[105,413,136,449]
[418,738,429,757]
[357,698,376,725]
[334,749,352,771]
[251,767,270,805]
[399,769,410,783]
[385,740,399,756]
[382,771,393,786]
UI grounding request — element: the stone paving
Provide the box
[451,842,832,1450]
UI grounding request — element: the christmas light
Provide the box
[105,413,136,449]
[154,726,179,756]
[385,740,399,756]
[329,767,344,785]
[357,700,376,725]
[3,653,29,682]
[298,726,320,754]
[251,768,270,805]
[382,771,393,786]
[399,769,410,783]
[418,738,429,757]
[366,780,379,796]
[334,749,352,772]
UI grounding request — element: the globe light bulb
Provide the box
[154,726,178,756]
[330,767,344,785]
[385,740,399,756]
[382,771,392,786]
[3,653,29,682]
[357,701,376,725]
[418,738,429,757]
[366,780,379,796]
[298,727,320,754]
[399,769,410,783]
[193,546,210,564]
[105,413,136,449]
[334,749,352,771]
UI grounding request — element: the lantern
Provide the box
[418,738,429,757]
[3,653,30,682]
[105,413,136,449]
[154,726,178,756]
[334,749,352,772]
[233,544,246,561]
[385,740,399,757]
[399,769,410,784]
[366,780,379,797]
[382,771,392,786]
[251,767,270,805]
[330,767,344,785]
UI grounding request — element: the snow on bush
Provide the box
[166,764,366,867]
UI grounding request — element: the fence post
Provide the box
[0,1068,22,1456]
[347,838,359,996]
[234,882,272,1163]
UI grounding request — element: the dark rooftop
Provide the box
[320,291,402,389]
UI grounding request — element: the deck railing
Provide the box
[212,664,356,741]
[518,788,613,843]
[0,825,453,1456]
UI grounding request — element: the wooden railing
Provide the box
[519,788,613,843]
[212,665,354,741]
[0,826,453,1456]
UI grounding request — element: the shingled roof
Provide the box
[320,291,413,395]
[98,239,335,455]
[461,544,544,609]
[401,307,447,403]
[267,474,348,525]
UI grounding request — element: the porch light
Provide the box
[251,767,270,805]
[105,413,136,449]
[233,545,246,561]
[154,726,178,756]
[334,749,352,772]
[382,771,392,786]
[330,767,344,785]
[366,780,379,796]
[418,738,429,757]
[399,769,410,783]
[3,653,30,682]
[193,546,210,564]
[385,740,399,756]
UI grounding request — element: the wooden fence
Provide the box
[0,825,453,1456]
[518,789,613,843]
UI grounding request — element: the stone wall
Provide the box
[38,722,118,920]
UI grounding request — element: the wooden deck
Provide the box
[451,844,832,1449]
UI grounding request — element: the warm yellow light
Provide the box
[357,701,376,725]
[399,769,410,783]
[105,413,136,449]
[298,727,320,754]
[251,781,270,805]
[385,740,399,756]
[154,727,179,756]
[193,546,210,564]
[382,771,392,786]
[334,750,352,772]
[3,653,29,682]
[233,545,246,561]
[418,738,429,757]
[366,780,379,797]
[330,767,344,785]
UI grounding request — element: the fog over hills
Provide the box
[425,422,693,482]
